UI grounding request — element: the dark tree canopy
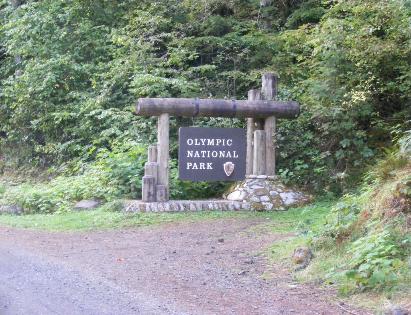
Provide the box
[0,0,410,192]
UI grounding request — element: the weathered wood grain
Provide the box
[157,113,169,201]
[144,162,158,182]
[142,175,156,203]
[136,98,299,119]
[156,185,167,202]
[262,73,278,176]
[246,89,261,175]
[253,130,266,175]
[148,145,158,163]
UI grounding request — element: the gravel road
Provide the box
[0,218,368,315]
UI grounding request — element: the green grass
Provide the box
[0,199,335,232]
[0,184,6,197]
[266,200,335,266]
[0,208,256,231]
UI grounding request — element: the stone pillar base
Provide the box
[224,178,311,211]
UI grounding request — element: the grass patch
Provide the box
[266,200,334,261]
[0,199,335,232]
[0,208,257,231]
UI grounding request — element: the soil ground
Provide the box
[0,218,371,315]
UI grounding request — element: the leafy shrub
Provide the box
[0,143,145,213]
[0,140,229,214]
[399,130,411,154]
[312,149,411,292]
[0,167,111,214]
[344,229,408,292]
[315,194,363,246]
[285,0,327,29]
[94,144,147,199]
[365,150,410,184]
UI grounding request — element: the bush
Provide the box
[0,141,230,214]
[344,228,408,292]
[399,130,411,154]
[317,194,364,245]
[312,148,411,292]
[0,167,111,214]
[0,143,146,213]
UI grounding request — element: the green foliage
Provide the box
[343,229,408,292]
[0,168,110,214]
[0,0,410,195]
[365,150,410,184]
[317,194,363,244]
[399,130,411,154]
[93,144,147,199]
[272,0,411,191]
[0,143,148,213]
[0,142,229,213]
[312,149,411,292]
[285,0,327,29]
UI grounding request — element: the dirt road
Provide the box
[0,218,367,315]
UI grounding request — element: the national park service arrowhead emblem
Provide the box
[223,161,235,177]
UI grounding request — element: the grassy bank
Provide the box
[0,194,334,232]
[267,153,411,312]
[0,208,253,231]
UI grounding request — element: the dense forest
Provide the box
[1,0,410,193]
[0,0,410,300]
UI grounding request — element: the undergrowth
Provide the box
[0,142,229,214]
[308,149,411,296]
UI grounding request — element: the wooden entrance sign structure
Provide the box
[136,73,299,203]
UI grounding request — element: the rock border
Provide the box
[124,200,250,213]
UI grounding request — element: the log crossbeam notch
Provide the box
[136,73,299,203]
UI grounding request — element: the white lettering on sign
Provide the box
[179,127,246,181]
[186,162,213,170]
[186,138,234,147]
[186,150,239,159]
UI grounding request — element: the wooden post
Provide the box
[264,117,276,176]
[246,118,254,176]
[246,89,261,175]
[148,145,158,163]
[156,185,167,202]
[262,73,277,100]
[142,175,156,202]
[253,130,266,175]
[262,73,278,176]
[144,162,158,181]
[157,113,170,201]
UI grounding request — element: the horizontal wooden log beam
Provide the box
[136,98,299,119]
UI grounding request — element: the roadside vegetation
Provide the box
[269,139,411,311]
[0,207,253,231]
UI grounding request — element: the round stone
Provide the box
[254,188,269,196]
[260,196,270,202]
[250,196,260,203]
[227,190,247,201]
[262,202,274,210]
